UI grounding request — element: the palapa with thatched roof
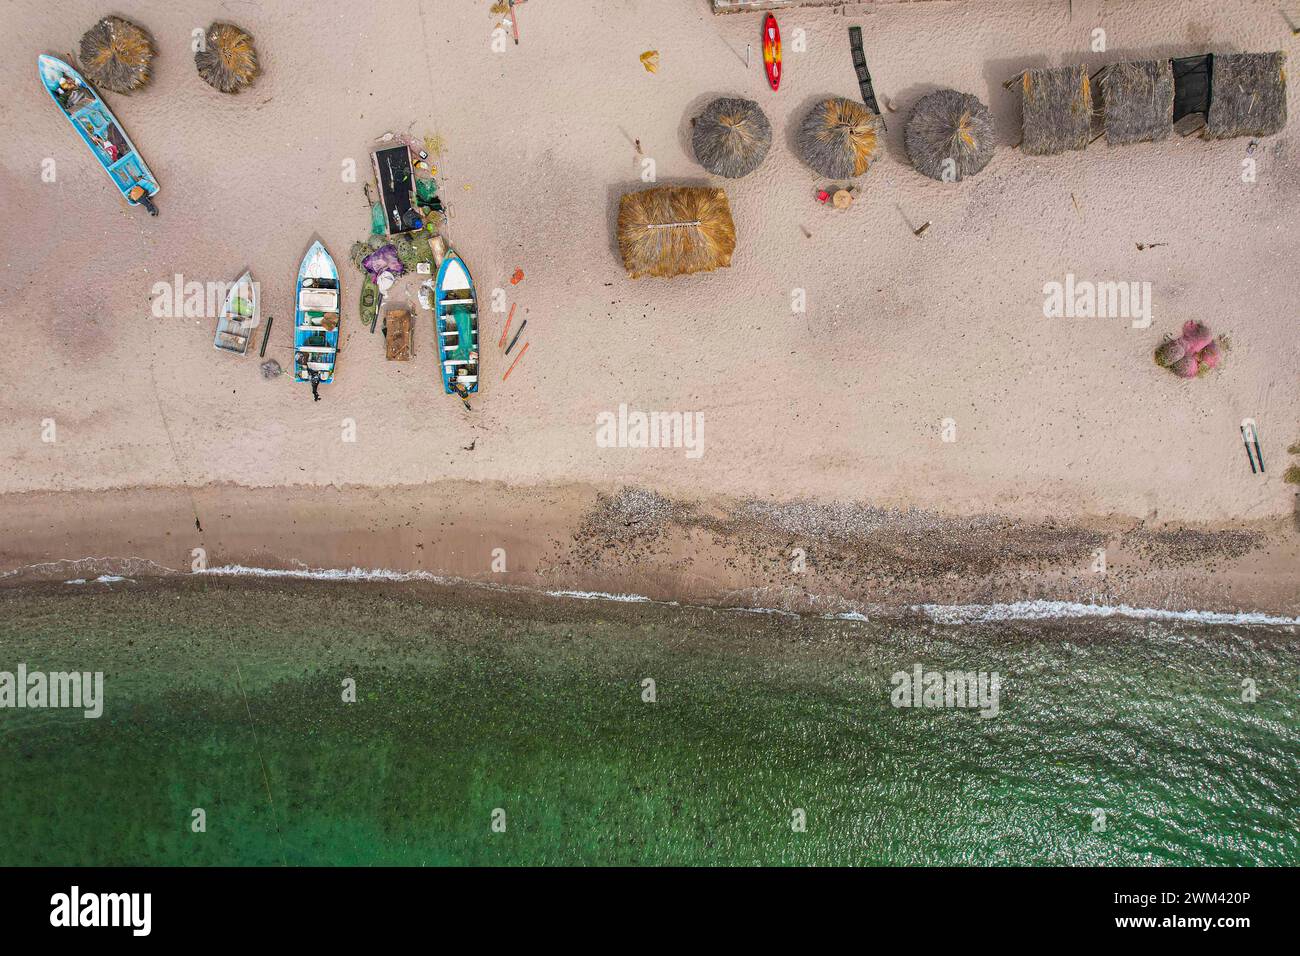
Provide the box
[78,15,155,94]
[796,97,883,178]
[1099,60,1174,145]
[1018,65,1092,155]
[617,186,736,280]
[692,97,772,178]
[196,22,260,94]
[904,89,995,181]
[1206,52,1287,139]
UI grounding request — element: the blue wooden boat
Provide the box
[37,54,159,215]
[293,242,341,401]
[434,251,479,398]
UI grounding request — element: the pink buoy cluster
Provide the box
[1153,321,1223,378]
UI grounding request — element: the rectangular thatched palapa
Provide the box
[617,186,736,280]
[1019,65,1092,155]
[1100,60,1174,145]
[1206,52,1287,139]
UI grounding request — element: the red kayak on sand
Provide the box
[762,14,781,92]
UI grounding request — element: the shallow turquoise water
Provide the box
[0,580,1295,865]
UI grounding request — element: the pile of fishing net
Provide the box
[1153,321,1224,378]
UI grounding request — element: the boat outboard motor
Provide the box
[128,184,158,217]
[309,369,322,402]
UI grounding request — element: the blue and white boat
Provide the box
[294,242,341,401]
[434,251,479,398]
[37,54,159,215]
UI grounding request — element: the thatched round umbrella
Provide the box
[196,22,260,94]
[79,16,155,94]
[617,186,736,280]
[692,97,772,178]
[904,89,995,181]
[796,97,883,179]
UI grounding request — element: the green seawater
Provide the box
[0,579,1296,866]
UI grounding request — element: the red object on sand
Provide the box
[762,14,781,91]
[511,268,524,285]
[503,341,529,381]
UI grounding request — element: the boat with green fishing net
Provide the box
[294,241,340,401]
[434,251,479,399]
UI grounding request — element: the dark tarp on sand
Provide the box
[1172,54,1212,123]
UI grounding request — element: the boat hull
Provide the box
[37,54,159,206]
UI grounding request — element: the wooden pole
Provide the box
[259,316,273,357]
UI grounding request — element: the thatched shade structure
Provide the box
[1206,52,1287,139]
[617,186,736,280]
[78,16,155,93]
[692,97,772,178]
[904,89,995,181]
[196,22,260,94]
[1019,65,1092,155]
[796,97,883,178]
[1099,60,1174,145]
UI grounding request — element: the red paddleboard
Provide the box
[762,14,781,92]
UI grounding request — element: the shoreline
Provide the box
[2,480,1297,619]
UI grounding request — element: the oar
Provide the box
[498,302,515,349]
[503,341,529,381]
[1240,426,1257,474]
[506,319,527,355]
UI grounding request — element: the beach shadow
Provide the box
[980,53,1053,149]
[879,82,946,166]
[678,90,758,163]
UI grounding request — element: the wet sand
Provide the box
[1,482,1296,617]
[0,1,1297,610]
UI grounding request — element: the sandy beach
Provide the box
[1,0,1297,612]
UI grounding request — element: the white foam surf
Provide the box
[543,589,656,603]
[6,558,1295,628]
[916,599,1300,628]
[198,564,454,584]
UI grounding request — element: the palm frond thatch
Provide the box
[78,16,155,94]
[796,97,883,178]
[617,186,736,280]
[1100,59,1174,145]
[196,22,260,94]
[904,89,995,181]
[1019,65,1092,155]
[1206,51,1287,139]
[692,97,772,178]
